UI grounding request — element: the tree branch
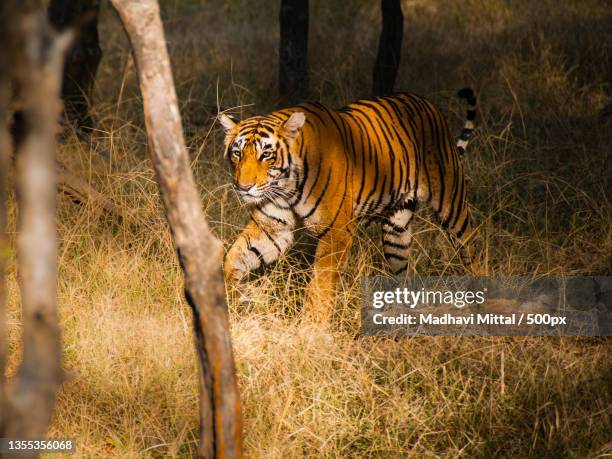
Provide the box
[56,161,128,221]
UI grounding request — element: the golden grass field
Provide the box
[3,0,612,456]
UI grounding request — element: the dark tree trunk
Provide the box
[372,0,403,96]
[48,0,101,132]
[279,0,309,106]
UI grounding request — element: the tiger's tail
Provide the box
[456,87,477,155]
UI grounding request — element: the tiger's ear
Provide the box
[284,112,306,140]
[219,113,237,134]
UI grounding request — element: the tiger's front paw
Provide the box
[233,288,255,307]
[224,263,257,310]
[224,264,241,286]
[225,277,255,308]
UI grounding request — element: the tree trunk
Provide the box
[0,0,11,438]
[279,0,309,106]
[48,0,101,132]
[0,0,70,450]
[372,0,403,96]
[109,1,242,457]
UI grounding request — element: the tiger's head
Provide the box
[219,111,306,205]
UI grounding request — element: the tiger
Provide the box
[220,88,478,323]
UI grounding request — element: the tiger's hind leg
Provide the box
[381,200,417,275]
[449,214,477,272]
[437,192,479,274]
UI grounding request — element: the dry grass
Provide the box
[3,0,612,457]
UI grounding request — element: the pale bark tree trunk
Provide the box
[373,0,404,96]
[0,0,70,451]
[0,0,11,439]
[109,1,242,457]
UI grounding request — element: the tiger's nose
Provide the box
[237,183,254,192]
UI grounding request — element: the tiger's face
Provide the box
[219,112,305,205]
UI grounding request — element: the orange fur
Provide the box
[221,91,478,323]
